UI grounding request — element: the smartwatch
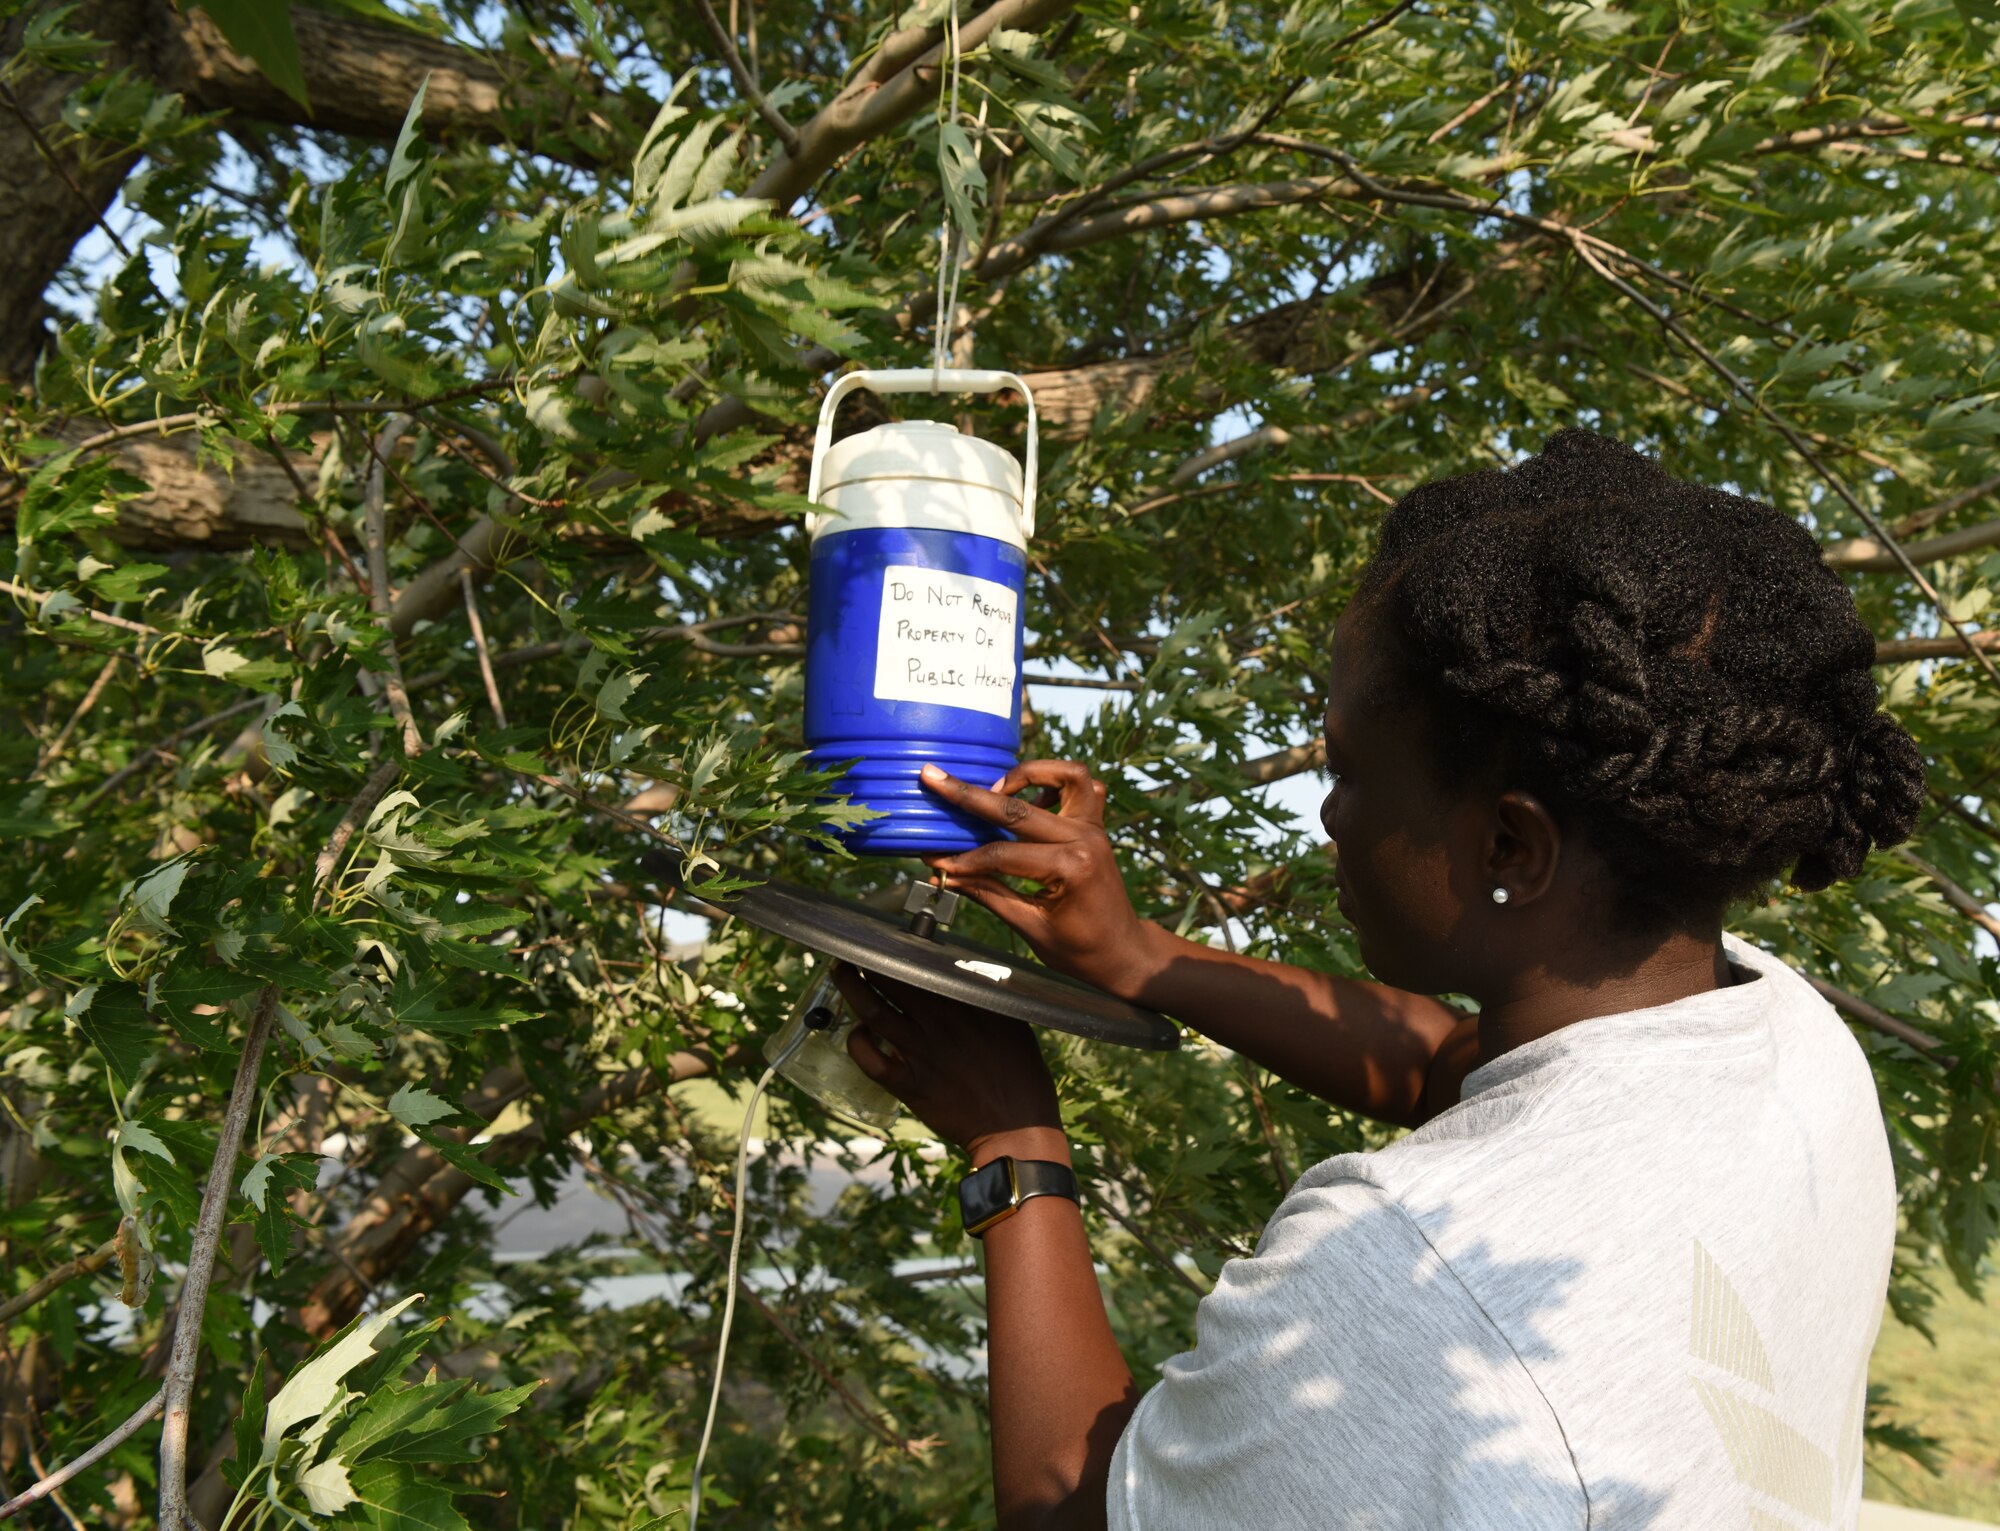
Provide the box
[957,1156,1079,1237]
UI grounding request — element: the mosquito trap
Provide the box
[703,369,1177,1130]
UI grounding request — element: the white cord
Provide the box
[687,1025,809,1530]
[931,1,966,382]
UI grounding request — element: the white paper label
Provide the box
[872,563,1018,719]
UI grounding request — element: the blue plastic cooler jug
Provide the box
[804,368,1039,855]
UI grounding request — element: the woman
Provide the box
[832,429,1926,1530]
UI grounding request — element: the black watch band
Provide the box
[957,1156,1079,1237]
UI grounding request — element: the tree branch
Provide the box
[0,1236,118,1326]
[311,759,406,898]
[1751,110,2000,157]
[0,1388,164,1525]
[360,416,424,757]
[1874,631,2000,664]
[156,986,280,1531]
[693,0,799,154]
[1894,470,2000,538]
[1895,848,2000,945]
[459,568,508,729]
[301,1046,743,1337]
[1802,974,1949,1059]
[384,0,1086,637]
[1824,513,2000,572]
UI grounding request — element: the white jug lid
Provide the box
[819,419,1024,508]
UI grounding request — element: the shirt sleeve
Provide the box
[1107,1176,1586,1531]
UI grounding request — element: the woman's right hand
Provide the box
[918,759,1169,999]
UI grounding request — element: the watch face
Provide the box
[958,1159,1016,1233]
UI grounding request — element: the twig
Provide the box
[0,1237,118,1326]
[1239,1063,1293,1195]
[36,657,118,769]
[459,568,508,728]
[58,374,558,458]
[0,78,130,258]
[0,1389,163,1524]
[360,416,425,758]
[1893,471,2000,539]
[1894,848,2000,945]
[694,0,800,154]
[427,428,563,509]
[1928,790,2000,846]
[18,1428,86,1531]
[156,987,281,1531]
[1089,1178,1208,1296]
[1251,137,2000,691]
[311,758,405,903]
[0,578,158,637]
[1129,471,1400,517]
[73,696,268,812]
[1802,974,1948,1060]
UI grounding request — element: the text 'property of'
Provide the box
[871,563,1019,719]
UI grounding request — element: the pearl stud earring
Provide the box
[1491,887,1510,905]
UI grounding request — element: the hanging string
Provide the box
[931,0,966,384]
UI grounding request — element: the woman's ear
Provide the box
[1487,790,1562,908]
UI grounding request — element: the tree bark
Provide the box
[1,0,622,386]
[0,0,165,385]
[298,1047,736,1338]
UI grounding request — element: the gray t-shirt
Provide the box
[1108,938,1895,1529]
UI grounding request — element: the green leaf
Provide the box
[372,1379,536,1463]
[298,1455,359,1514]
[385,1083,454,1129]
[336,1373,535,1464]
[226,1353,268,1491]
[412,1129,510,1192]
[126,860,190,937]
[149,964,264,1050]
[68,982,155,1089]
[194,1,309,110]
[264,1294,423,1458]
[937,120,986,240]
[343,1455,474,1531]
[238,1154,317,1274]
[115,1119,174,1163]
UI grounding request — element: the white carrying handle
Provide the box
[807,367,1039,540]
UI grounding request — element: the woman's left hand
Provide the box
[833,965,1061,1154]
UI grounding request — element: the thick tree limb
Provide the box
[1752,111,2000,157]
[749,0,1078,210]
[300,1046,742,1338]
[2,2,627,384]
[1874,631,2000,664]
[1824,514,2000,572]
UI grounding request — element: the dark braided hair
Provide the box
[1355,428,1927,929]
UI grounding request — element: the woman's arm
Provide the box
[919,762,1472,1127]
[835,972,1132,1530]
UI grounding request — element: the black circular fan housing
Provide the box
[689,877,1180,1052]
